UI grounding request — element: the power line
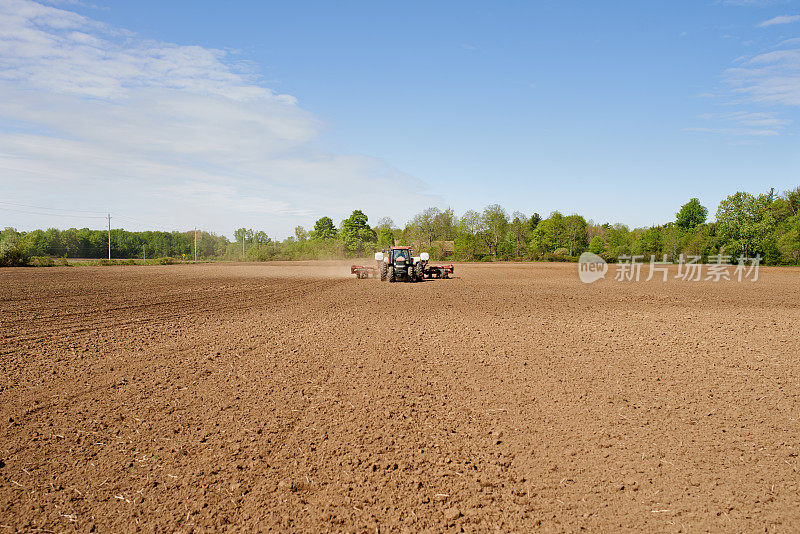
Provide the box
[0,200,107,215]
[113,214,175,231]
[0,204,194,233]
[0,206,107,219]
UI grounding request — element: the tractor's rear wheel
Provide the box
[415,262,424,282]
[380,262,387,281]
[388,266,396,283]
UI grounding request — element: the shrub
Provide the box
[543,252,576,262]
[159,257,178,265]
[0,237,30,266]
[33,256,55,267]
[553,247,570,256]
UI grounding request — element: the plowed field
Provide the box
[1,262,799,532]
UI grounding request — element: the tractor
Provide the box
[375,246,427,282]
[350,246,454,281]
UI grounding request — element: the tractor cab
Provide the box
[391,247,411,264]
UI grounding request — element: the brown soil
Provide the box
[1,262,799,532]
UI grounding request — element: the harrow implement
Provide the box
[423,264,454,279]
[350,265,378,279]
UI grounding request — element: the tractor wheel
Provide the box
[415,262,424,282]
[380,262,387,281]
[388,266,396,283]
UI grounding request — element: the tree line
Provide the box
[2,187,799,266]
[0,228,231,266]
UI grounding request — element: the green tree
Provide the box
[605,224,632,258]
[682,223,716,260]
[410,207,442,248]
[313,217,337,239]
[454,210,483,260]
[772,197,793,223]
[0,231,30,266]
[24,229,48,256]
[509,212,529,258]
[480,204,509,258]
[676,198,708,230]
[632,227,662,257]
[785,187,800,217]
[341,210,376,255]
[588,235,607,255]
[433,208,457,241]
[528,213,542,232]
[234,228,251,256]
[458,210,481,235]
[661,224,683,260]
[377,228,395,248]
[530,212,566,255]
[254,231,270,245]
[777,215,800,264]
[375,217,395,230]
[564,214,588,256]
[716,192,775,257]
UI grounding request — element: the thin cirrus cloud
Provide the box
[685,110,789,136]
[684,127,780,136]
[719,0,789,6]
[757,14,800,27]
[689,15,800,138]
[725,48,800,106]
[0,0,433,235]
[688,111,792,136]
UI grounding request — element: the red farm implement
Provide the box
[350,265,378,279]
[423,264,454,279]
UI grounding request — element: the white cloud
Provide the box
[0,0,434,236]
[684,126,779,136]
[39,0,98,8]
[691,30,800,138]
[718,0,787,6]
[688,109,792,137]
[698,110,792,128]
[757,14,800,27]
[725,48,800,105]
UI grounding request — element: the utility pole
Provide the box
[107,213,111,260]
[194,227,197,262]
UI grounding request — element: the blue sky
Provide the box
[1,0,799,237]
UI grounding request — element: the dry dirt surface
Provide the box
[1,261,799,532]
